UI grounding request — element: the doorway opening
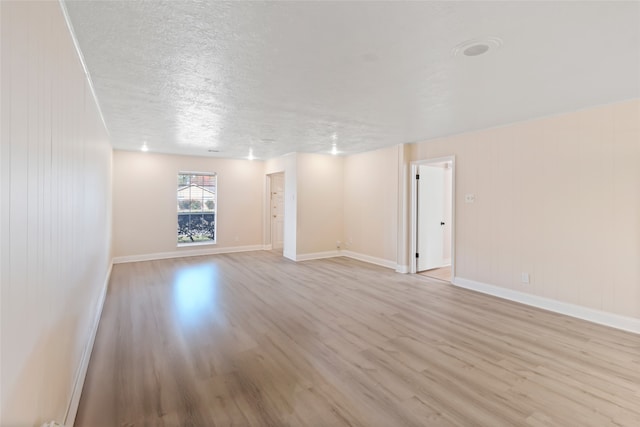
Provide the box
[411,157,455,282]
[268,172,285,254]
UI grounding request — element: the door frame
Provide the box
[410,156,456,277]
[264,172,285,250]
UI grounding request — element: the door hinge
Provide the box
[415,252,419,258]
[416,174,420,180]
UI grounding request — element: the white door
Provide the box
[417,165,445,271]
[270,173,285,249]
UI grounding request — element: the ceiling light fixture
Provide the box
[248,148,255,160]
[331,145,338,155]
[452,36,503,57]
[141,142,149,152]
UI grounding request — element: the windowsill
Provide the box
[177,241,217,248]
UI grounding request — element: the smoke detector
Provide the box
[452,36,503,57]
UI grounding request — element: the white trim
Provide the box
[58,1,110,137]
[283,249,400,270]
[410,156,456,277]
[263,244,273,250]
[112,245,264,264]
[64,262,113,426]
[177,241,217,248]
[296,250,341,262]
[177,170,217,176]
[396,264,410,274]
[283,250,296,261]
[410,162,417,273]
[453,277,640,335]
[341,250,397,270]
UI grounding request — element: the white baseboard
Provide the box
[283,250,296,261]
[295,250,341,262]
[64,261,113,426]
[396,264,410,274]
[453,277,640,335]
[340,250,397,270]
[282,249,399,271]
[263,244,273,250]
[112,244,264,264]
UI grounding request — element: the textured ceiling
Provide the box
[63,1,640,159]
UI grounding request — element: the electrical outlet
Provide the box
[521,272,530,284]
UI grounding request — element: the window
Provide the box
[177,173,217,244]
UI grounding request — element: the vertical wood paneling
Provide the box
[1,1,112,425]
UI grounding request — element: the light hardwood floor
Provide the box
[76,251,640,426]
[419,266,452,282]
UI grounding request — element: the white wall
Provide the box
[296,153,344,256]
[112,151,264,261]
[343,145,399,265]
[1,1,113,425]
[265,153,344,260]
[410,99,640,319]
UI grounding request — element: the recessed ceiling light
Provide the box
[463,44,490,57]
[248,148,255,161]
[141,142,149,152]
[331,145,338,155]
[452,36,503,57]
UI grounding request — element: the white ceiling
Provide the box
[63,1,640,159]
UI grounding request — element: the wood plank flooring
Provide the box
[419,266,452,282]
[76,251,640,426]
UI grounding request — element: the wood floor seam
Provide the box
[76,252,640,427]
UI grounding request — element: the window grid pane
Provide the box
[177,173,216,244]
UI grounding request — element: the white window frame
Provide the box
[177,171,218,246]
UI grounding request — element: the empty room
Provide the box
[1,1,640,426]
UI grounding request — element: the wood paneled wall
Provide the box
[1,2,112,425]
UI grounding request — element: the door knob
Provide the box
[440,222,445,226]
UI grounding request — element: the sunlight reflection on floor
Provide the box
[173,263,220,327]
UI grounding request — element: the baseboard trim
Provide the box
[263,244,273,250]
[112,245,264,264]
[283,250,296,261]
[453,277,640,335]
[396,264,410,274]
[340,250,397,270]
[295,250,341,262]
[64,261,113,426]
